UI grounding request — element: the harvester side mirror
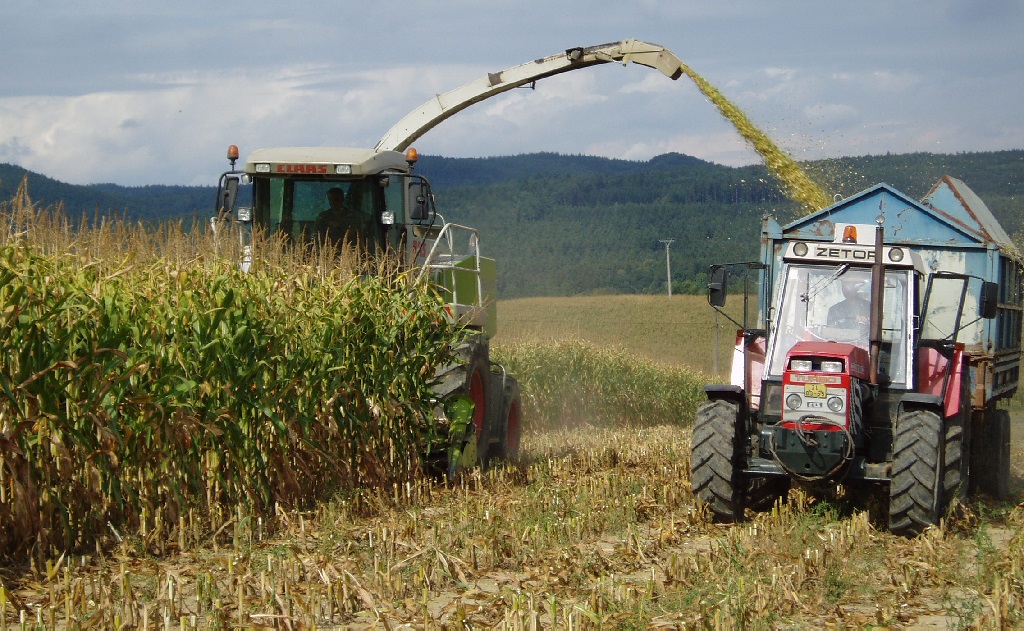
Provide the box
[408,181,431,221]
[980,281,999,319]
[708,265,728,307]
[220,176,240,215]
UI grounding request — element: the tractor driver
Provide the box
[316,187,363,245]
[827,278,870,329]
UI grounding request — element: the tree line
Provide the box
[2,149,1022,297]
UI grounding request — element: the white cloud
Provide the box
[0,1,1021,184]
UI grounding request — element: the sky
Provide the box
[1,1,1022,186]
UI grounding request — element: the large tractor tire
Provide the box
[889,409,944,536]
[971,408,1011,500]
[691,398,745,521]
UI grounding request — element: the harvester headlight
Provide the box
[827,396,844,412]
[255,163,271,173]
[821,360,843,373]
[888,247,905,263]
[786,393,803,410]
[791,359,812,372]
[335,164,353,175]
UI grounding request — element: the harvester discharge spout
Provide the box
[374,39,684,153]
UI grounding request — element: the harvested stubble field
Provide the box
[1,188,1023,629]
[2,424,1021,629]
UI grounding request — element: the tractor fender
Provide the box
[703,384,747,407]
[897,393,943,416]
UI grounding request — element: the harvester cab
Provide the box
[693,179,1020,536]
[212,144,519,478]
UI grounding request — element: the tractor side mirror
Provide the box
[980,281,999,319]
[708,265,728,307]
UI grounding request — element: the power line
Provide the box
[658,239,675,299]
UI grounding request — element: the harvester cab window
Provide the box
[261,178,382,251]
[767,265,912,385]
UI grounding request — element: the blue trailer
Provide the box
[693,176,1021,535]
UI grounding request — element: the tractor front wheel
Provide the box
[691,398,745,521]
[889,409,943,536]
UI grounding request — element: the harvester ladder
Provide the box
[416,222,485,315]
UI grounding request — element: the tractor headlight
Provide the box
[786,393,803,410]
[821,360,843,373]
[791,359,812,372]
[827,396,844,412]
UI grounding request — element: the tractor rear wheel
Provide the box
[746,476,790,512]
[691,398,745,521]
[889,409,943,536]
[971,408,1011,499]
[942,381,970,508]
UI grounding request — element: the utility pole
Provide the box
[659,239,675,299]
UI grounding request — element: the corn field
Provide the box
[0,180,1021,628]
[0,179,459,561]
[494,340,708,429]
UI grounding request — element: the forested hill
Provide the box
[2,150,1022,297]
[0,163,212,224]
[434,150,1024,296]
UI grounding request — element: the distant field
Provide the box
[495,294,742,378]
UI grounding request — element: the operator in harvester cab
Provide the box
[827,278,870,329]
[316,187,363,246]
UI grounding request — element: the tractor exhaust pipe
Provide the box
[869,219,885,384]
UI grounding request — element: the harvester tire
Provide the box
[463,347,492,467]
[971,408,1011,500]
[889,409,943,536]
[496,378,522,461]
[691,398,744,521]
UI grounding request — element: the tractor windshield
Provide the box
[766,264,913,386]
[253,177,383,251]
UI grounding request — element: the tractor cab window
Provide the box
[766,264,913,386]
[258,177,382,251]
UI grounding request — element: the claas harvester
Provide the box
[212,145,521,477]
[693,177,1020,535]
[208,39,700,478]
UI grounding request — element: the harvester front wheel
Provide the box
[464,348,492,467]
[691,398,745,521]
[496,378,522,461]
[889,409,943,536]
